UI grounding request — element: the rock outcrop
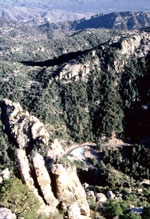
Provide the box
[58,56,100,82]
[16,148,90,218]
[51,163,90,218]
[59,61,91,82]
[32,152,59,207]
[111,32,150,58]
[2,99,49,149]
[16,149,34,187]
[4,100,91,218]
[57,30,150,83]
[96,193,107,203]
[47,139,65,161]
[16,149,52,216]
[0,208,16,219]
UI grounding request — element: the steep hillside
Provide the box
[74,11,150,30]
[0,21,150,145]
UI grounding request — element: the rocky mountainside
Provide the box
[0,0,150,27]
[73,11,150,30]
[1,17,150,218]
[1,21,150,144]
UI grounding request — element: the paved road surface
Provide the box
[65,142,133,156]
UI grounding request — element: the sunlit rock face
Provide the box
[0,208,16,219]
[32,152,59,207]
[51,163,90,217]
[16,149,52,216]
[16,147,90,218]
[4,99,91,218]
[2,99,49,149]
[47,139,65,161]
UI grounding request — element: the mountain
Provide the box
[1,9,150,31]
[0,1,150,27]
[0,7,93,24]
[0,18,150,144]
[74,11,150,30]
[1,17,150,218]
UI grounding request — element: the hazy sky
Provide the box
[1,0,150,13]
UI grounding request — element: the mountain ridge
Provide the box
[0,7,93,24]
[1,9,150,31]
[1,16,150,218]
[73,11,150,30]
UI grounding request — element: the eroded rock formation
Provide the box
[2,99,49,149]
[58,30,150,82]
[16,149,90,218]
[16,149,52,216]
[51,163,90,217]
[32,152,59,207]
[3,99,90,218]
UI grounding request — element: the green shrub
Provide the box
[0,177,42,219]
[88,197,99,211]
[103,199,123,218]
[122,213,142,219]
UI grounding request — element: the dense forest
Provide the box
[1,25,150,172]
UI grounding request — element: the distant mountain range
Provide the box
[0,8,150,31]
[73,11,150,30]
[0,1,150,30]
[0,7,93,24]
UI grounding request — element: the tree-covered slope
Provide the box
[0,20,150,148]
[1,18,150,219]
[0,19,117,61]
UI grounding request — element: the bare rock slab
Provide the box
[32,152,59,207]
[51,164,90,218]
[0,208,16,219]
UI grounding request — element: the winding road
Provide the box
[65,142,133,156]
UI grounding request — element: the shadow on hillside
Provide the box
[21,48,92,67]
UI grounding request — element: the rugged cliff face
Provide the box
[2,99,90,219]
[2,99,49,150]
[51,163,90,217]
